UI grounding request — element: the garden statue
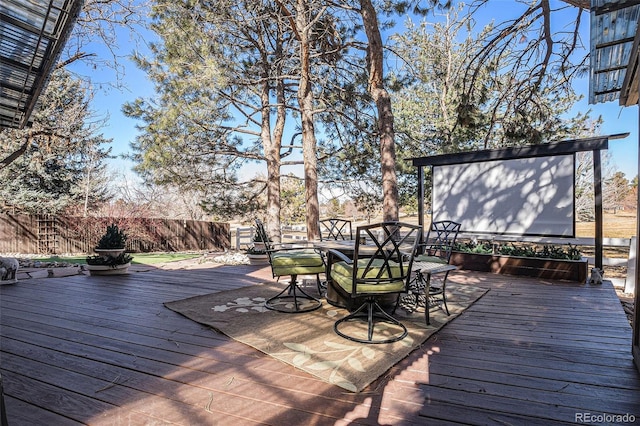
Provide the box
[589,267,603,285]
[0,257,19,284]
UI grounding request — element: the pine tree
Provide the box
[0,70,112,214]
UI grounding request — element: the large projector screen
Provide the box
[432,154,575,237]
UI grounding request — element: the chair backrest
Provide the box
[254,219,275,259]
[351,222,421,292]
[319,218,353,241]
[422,220,461,262]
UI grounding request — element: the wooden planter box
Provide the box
[450,252,588,282]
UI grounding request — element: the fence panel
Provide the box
[0,214,229,254]
[0,215,38,253]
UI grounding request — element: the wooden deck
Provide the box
[1,263,638,425]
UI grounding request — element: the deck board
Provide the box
[418,272,640,424]
[1,265,639,425]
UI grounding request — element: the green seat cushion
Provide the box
[271,249,324,276]
[331,258,406,294]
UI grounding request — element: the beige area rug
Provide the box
[164,282,488,392]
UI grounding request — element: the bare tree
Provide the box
[392,4,595,157]
[460,0,588,147]
[63,0,151,85]
[604,172,631,214]
[575,151,617,221]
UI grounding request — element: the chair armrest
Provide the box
[327,249,353,264]
[418,243,453,260]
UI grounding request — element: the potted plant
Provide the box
[94,223,127,255]
[86,223,133,275]
[252,232,271,251]
[246,246,269,265]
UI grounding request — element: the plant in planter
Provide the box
[252,232,272,251]
[246,246,269,265]
[450,240,587,282]
[96,223,128,250]
[454,240,582,260]
[86,223,133,275]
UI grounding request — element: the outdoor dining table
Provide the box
[312,239,357,253]
[406,260,457,324]
[313,239,458,324]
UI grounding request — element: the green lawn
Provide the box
[34,252,203,265]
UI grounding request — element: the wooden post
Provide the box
[417,166,425,244]
[633,99,640,371]
[593,149,604,271]
[626,236,637,294]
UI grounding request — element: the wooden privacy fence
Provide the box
[0,214,230,254]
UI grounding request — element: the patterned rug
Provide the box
[164,281,488,392]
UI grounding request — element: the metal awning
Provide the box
[589,0,640,105]
[0,0,83,129]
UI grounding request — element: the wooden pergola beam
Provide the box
[411,135,625,167]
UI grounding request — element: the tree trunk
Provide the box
[262,64,283,242]
[296,0,320,241]
[359,0,399,222]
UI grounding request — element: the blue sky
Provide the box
[70,2,639,182]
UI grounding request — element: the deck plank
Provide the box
[418,272,640,424]
[1,265,639,425]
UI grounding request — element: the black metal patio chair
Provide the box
[327,221,421,344]
[400,220,461,325]
[319,218,353,241]
[255,219,325,313]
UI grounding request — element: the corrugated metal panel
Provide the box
[0,0,83,129]
[589,0,640,104]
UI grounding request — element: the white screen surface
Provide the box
[432,155,575,237]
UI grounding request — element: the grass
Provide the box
[575,211,637,238]
[342,211,638,239]
[34,252,203,266]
